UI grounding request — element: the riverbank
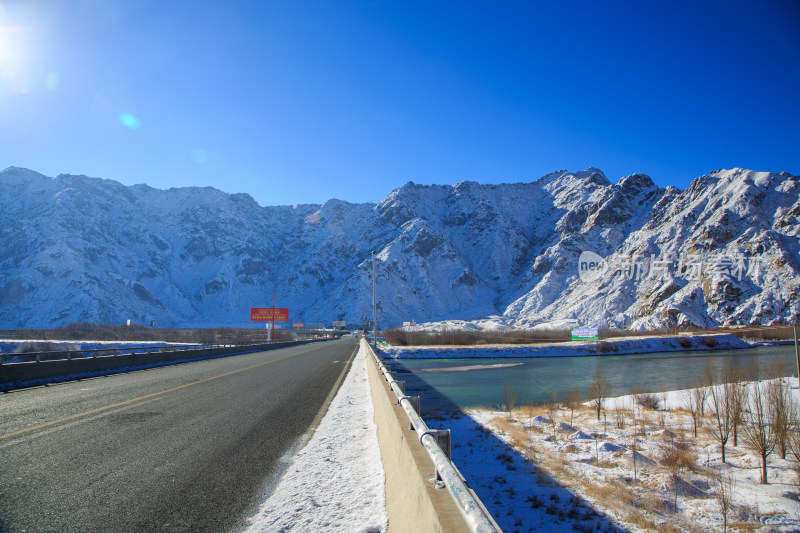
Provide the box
[426,377,800,532]
[381,333,761,359]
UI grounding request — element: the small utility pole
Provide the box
[794,323,799,390]
[372,250,377,347]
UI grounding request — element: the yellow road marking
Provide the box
[0,346,321,442]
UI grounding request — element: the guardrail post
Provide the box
[421,429,452,481]
[390,380,405,395]
[408,395,420,418]
[403,396,421,430]
[433,429,451,461]
[36,353,41,363]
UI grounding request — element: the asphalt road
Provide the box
[0,337,359,533]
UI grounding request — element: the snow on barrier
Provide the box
[363,339,500,533]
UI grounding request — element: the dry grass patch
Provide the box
[470,379,800,532]
[492,416,535,446]
[726,522,762,532]
[623,510,661,530]
[657,520,688,533]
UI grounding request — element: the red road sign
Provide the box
[292,322,304,328]
[250,308,289,321]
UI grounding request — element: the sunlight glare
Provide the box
[119,113,141,129]
[0,25,26,78]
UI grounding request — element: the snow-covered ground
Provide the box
[242,342,387,533]
[381,334,753,359]
[237,336,800,532]
[424,379,800,532]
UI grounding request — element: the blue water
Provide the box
[390,344,798,409]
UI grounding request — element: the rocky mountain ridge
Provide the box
[0,166,797,329]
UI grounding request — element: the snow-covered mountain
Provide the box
[1,166,797,329]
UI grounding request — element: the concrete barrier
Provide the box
[365,341,472,533]
[0,341,317,391]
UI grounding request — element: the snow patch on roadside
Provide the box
[242,343,387,533]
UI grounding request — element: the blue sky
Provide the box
[1,0,798,206]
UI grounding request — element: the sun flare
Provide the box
[0,25,24,70]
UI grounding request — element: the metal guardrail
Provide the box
[0,342,275,365]
[364,340,501,533]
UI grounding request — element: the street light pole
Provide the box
[372,250,377,347]
[794,323,799,390]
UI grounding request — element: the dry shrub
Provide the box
[702,336,718,348]
[659,441,698,470]
[638,394,662,411]
[612,407,627,428]
[596,341,618,353]
[679,337,692,349]
[632,388,662,410]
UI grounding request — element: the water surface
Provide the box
[390,344,798,409]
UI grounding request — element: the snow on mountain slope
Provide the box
[0,166,797,329]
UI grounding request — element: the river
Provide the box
[390,344,798,409]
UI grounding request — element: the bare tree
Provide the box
[524,400,537,427]
[743,380,777,484]
[563,386,581,427]
[786,392,800,489]
[695,377,710,418]
[707,364,734,463]
[715,470,736,533]
[630,415,639,482]
[587,366,611,421]
[613,406,627,429]
[771,377,792,460]
[729,365,748,447]
[683,387,701,438]
[548,389,559,439]
[660,438,696,513]
[503,384,518,415]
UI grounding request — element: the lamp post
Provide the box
[794,323,799,390]
[372,250,377,347]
